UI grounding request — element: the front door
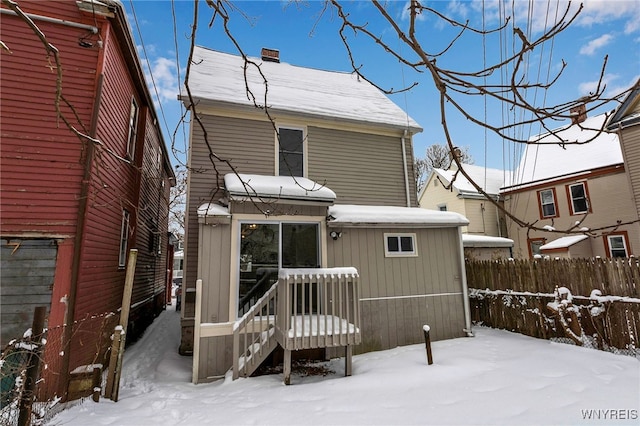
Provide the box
[238,222,319,316]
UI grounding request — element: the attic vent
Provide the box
[261,48,280,63]
[570,103,587,125]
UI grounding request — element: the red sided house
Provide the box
[1,0,175,399]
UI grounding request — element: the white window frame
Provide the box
[275,125,307,177]
[119,210,130,267]
[539,188,557,218]
[126,97,139,160]
[607,234,628,258]
[384,233,418,257]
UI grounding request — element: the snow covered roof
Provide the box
[197,203,231,218]
[328,204,469,227]
[508,113,621,190]
[432,164,511,197]
[181,46,422,133]
[224,173,336,203]
[462,234,514,248]
[540,234,588,251]
[606,79,640,130]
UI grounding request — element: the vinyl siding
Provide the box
[618,121,640,218]
[197,222,233,379]
[184,115,274,318]
[308,126,415,206]
[326,226,467,352]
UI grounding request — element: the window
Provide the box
[605,233,629,258]
[238,222,320,316]
[438,204,447,212]
[119,210,130,267]
[277,127,304,177]
[567,182,590,215]
[384,233,417,257]
[126,97,139,160]
[528,238,545,258]
[538,188,558,218]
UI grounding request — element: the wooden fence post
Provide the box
[18,306,46,426]
[104,249,137,401]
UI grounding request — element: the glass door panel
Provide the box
[239,223,279,316]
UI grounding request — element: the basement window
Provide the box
[384,233,417,257]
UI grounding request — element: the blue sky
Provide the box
[124,0,640,171]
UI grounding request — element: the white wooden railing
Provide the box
[231,267,361,383]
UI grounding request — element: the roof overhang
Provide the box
[327,205,469,228]
[224,173,336,204]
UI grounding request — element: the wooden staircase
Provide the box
[231,268,361,384]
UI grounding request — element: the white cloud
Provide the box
[145,56,180,104]
[578,73,620,96]
[470,0,639,35]
[400,1,427,22]
[579,33,614,56]
[576,0,640,34]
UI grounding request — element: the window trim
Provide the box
[119,209,130,267]
[275,125,307,178]
[537,188,559,219]
[384,233,418,257]
[565,181,591,215]
[126,96,139,160]
[603,232,631,258]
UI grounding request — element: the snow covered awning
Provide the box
[462,234,514,248]
[198,203,231,219]
[327,205,469,228]
[224,173,336,204]
[540,235,588,251]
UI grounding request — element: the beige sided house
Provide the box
[419,163,513,260]
[607,80,640,219]
[179,46,472,383]
[502,109,640,259]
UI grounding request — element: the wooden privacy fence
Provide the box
[466,258,640,297]
[466,258,640,355]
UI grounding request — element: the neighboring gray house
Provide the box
[180,46,472,383]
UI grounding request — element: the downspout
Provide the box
[401,130,411,207]
[457,226,474,337]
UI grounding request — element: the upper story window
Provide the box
[567,182,590,215]
[384,233,417,257]
[119,209,130,267]
[605,233,629,258]
[277,127,304,177]
[537,188,558,219]
[126,97,139,160]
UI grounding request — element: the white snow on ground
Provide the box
[48,305,639,426]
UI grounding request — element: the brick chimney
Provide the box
[570,103,587,125]
[261,48,280,63]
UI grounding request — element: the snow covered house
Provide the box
[1,0,175,399]
[180,46,472,382]
[418,163,513,260]
[502,108,640,259]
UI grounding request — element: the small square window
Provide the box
[384,233,417,257]
[607,235,628,258]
